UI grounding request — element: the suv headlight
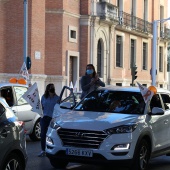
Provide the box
[50,119,60,130]
[105,123,138,135]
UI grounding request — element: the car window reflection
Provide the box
[75,90,145,114]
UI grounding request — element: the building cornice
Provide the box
[46,9,80,18]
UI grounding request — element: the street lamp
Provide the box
[151,17,170,86]
[23,0,28,63]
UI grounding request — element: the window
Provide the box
[160,6,164,37]
[150,94,162,110]
[130,39,136,67]
[71,30,76,39]
[160,93,170,110]
[159,46,163,72]
[143,0,148,21]
[117,0,123,12]
[160,84,163,88]
[97,39,102,77]
[131,0,136,28]
[69,26,77,43]
[143,42,148,70]
[131,0,136,15]
[0,87,14,107]
[116,35,123,67]
[0,103,5,117]
[75,90,145,114]
[167,45,170,72]
[116,83,122,86]
[14,86,28,105]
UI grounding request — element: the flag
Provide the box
[22,82,43,117]
[73,80,78,92]
[137,82,154,103]
[20,62,29,80]
[69,81,73,89]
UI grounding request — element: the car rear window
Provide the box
[74,90,145,114]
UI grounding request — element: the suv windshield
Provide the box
[74,90,145,114]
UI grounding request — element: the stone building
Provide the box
[0,0,169,95]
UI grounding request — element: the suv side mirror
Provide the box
[149,107,164,115]
[60,102,74,109]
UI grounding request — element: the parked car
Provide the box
[0,97,27,170]
[0,82,41,141]
[46,85,170,170]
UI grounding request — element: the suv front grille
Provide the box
[57,128,108,149]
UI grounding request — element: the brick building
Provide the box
[0,0,169,95]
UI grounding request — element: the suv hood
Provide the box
[54,110,141,131]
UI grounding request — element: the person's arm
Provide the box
[96,78,105,87]
[81,76,92,91]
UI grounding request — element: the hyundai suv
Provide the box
[0,82,41,141]
[0,97,27,170]
[46,86,170,170]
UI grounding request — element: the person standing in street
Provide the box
[38,83,60,157]
[80,64,105,99]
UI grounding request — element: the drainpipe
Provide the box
[108,26,111,85]
[23,0,28,63]
[90,19,94,64]
[90,0,95,64]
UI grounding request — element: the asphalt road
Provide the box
[26,136,170,170]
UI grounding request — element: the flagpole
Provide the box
[23,0,28,63]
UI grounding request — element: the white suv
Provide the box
[0,82,41,141]
[46,86,170,170]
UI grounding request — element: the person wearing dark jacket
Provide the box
[80,64,105,99]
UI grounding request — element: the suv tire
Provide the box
[2,152,25,170]
[29,119,41,141]
[130,139,151,170]
[50,158,68,169]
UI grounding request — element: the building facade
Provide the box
[0,0,169,95]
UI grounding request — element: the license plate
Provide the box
[66,148,93,157]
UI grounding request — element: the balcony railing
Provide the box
[118,11,152,34]
[98,2,118,21]
[160,27,170,40]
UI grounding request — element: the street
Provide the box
[26,136,170,170]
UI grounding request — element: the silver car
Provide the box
[0,82,41,141]
[0,97,27,170]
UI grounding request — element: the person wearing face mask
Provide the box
[80,64,105,99]
[38,83,60,157]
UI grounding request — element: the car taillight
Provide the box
[18,121,25,127]
[17,121,27,133]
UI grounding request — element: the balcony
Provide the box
[118,11,153,34]
[97,2,118,21]
[160,27,170,40]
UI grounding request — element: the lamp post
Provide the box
[151,17,170,86]
[23,0,28,63]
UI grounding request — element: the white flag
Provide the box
[20,62,29,80]
[137,82,154,103]
[22,82,43,117]
[69,81,73,89]
[73,80,78,92]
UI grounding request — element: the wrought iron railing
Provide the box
[118,11,153,34]
[160,27,170,39]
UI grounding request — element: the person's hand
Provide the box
[90,78,96,85]
[94,74,99,81]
